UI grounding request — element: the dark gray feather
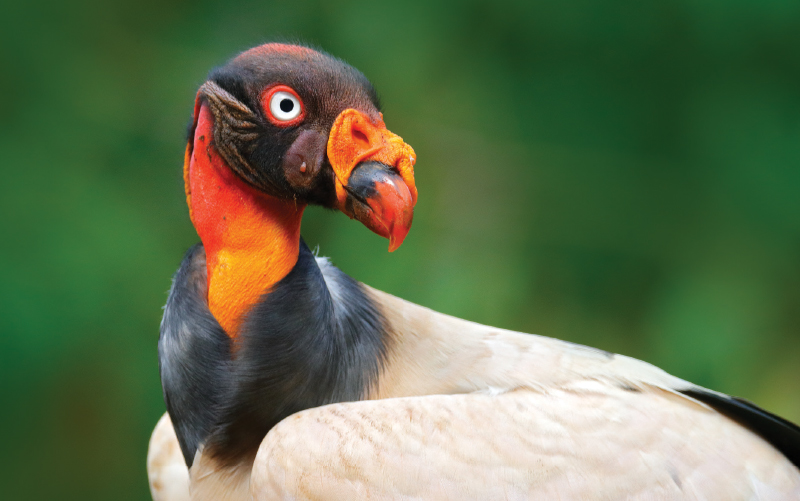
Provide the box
[158,244,232,466]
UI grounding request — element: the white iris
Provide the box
[269,91,301,121]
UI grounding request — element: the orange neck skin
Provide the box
[186,104,305,338]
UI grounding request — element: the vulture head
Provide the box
[183,43,417,336]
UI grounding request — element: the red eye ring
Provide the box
[261,85,305,127]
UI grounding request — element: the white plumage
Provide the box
[148,281,800,500]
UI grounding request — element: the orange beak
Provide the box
[327,109,417,251]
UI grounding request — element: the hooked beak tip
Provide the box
[339,161,415,251]
[388,218,412,252]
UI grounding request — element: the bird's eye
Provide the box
[270,92,300,120]
[262,85,305,126]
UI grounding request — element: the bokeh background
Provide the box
[2,0,799,498]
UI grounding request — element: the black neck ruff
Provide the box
[159,240,388,467]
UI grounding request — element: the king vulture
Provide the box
[147,43,800,500]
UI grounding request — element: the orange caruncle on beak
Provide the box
[327,109,417,251]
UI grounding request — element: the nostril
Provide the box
[352,128,369,147]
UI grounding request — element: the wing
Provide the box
[682,388,800,468]
[252,389,800,500]
[147,413,190,501]
[370,286,800,471]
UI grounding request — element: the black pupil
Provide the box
[279,98,294,113]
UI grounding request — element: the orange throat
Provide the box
[186,104,305,337]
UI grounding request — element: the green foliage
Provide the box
[1,0,799,498]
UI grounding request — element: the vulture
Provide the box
[147,43,800,500]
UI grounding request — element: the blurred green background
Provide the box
[2,0,799,498]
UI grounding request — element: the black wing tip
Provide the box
[682,388,800,469]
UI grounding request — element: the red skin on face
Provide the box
[185,104,304,338]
